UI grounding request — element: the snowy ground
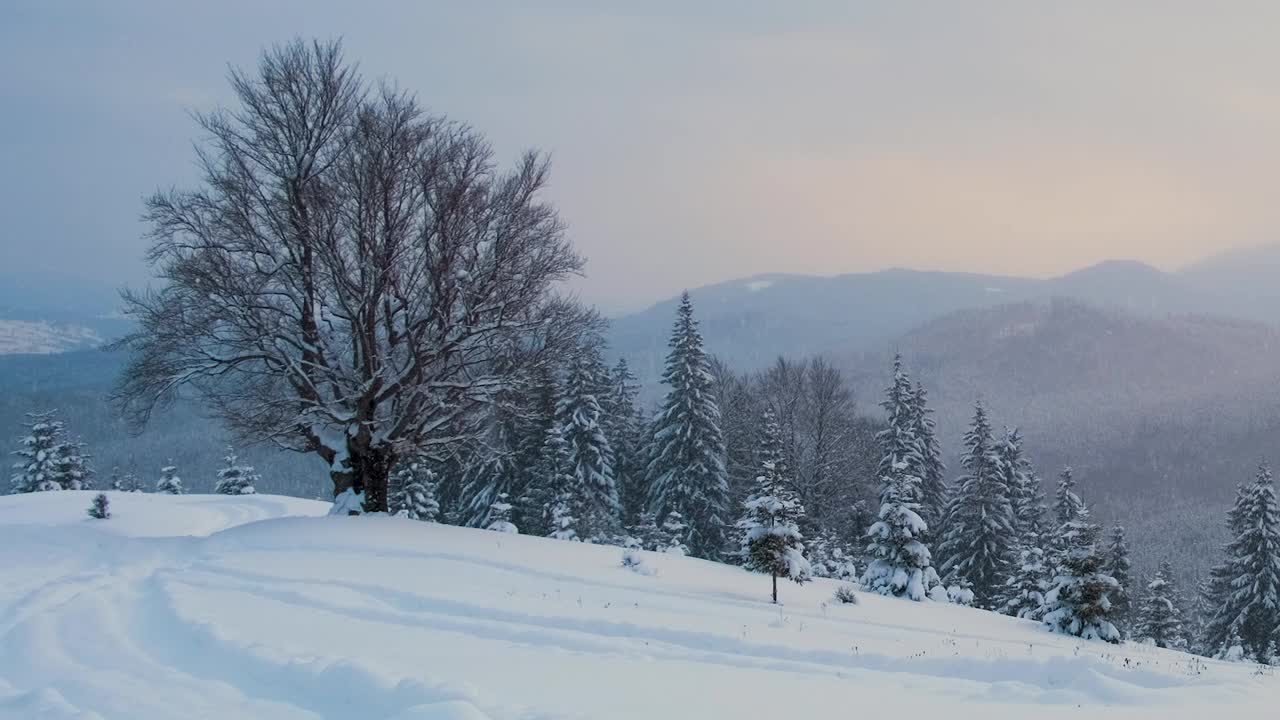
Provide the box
[1,492,1276,719]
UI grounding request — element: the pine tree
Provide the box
[118,471,143,493]
[1048,466,1087,573]
[486,492,518,533]
[994,428,1052,618]
[460,412,523,528]
[526,422,576,538]
[108,466,124,491]
[629,511,661,551]
[1203,463,1280,662]
[1135,560,1187,649]
[87,493,110,520]
[910,382,948,541]
[156,464,184,494]
[1042,497,1121,643]
[938,402,1014,608]
[644,292,730,559]
[389,458,440,521]
[548,489,579,541]
[1103,525,1134,638]
[1000,428,1045,541]
[1198,481,1252,655]
[558,347,619,542]
[998,535,1053,620]
[860,358,943,601]
[214,448,258,495]
[659,511,689,555]
[736,409,811,603]
[9,410,92,493]
[603,358,645,526]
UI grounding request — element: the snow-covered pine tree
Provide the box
[511,369,562,534]
[1135,560,1187,649]
[1202,463,1280,662]
[644,292,730,560]
[87,493,110,520]
[119,471,143,493]
[389,458,440,521]
[602,358,645,526]
[548,489,579,541]
[8,410,92,493]
[937,402,1014,608]
[736,409,811,603]
[1053,466,1086,526]
[629,511,661,551]
[486,492,518,533]
[1048,466,1087,573]
[530,422,579,540]
[994,429,1052,618]
[108,466,124,491]
[459,406,523,529]
[54,432,93,490]
[998,534,1052,619]
[558,347,619,542]
[910,381,948,541]
[1103,525,1134,638]
[860,357,944,601]
[1042,495,1121,643]
[660,511,690,555]
[1001,428,1045,540]
[214,448,258,495]
[156,464,184,494]
[10,411,65,493]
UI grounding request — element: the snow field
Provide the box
[0,491,1276,719]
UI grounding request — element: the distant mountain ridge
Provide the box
[609,247,1280,381]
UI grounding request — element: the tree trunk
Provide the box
[328,444,394,513]
[772,572,778,604]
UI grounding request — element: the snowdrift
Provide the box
[0,491,1275,719]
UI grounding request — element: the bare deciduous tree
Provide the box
[113,39,586,510]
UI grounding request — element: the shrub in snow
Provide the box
[621,549,656,576]
[9,410,93,493]
[833,585,860,605]
[644,292,730,560]
[947,583,975,607]
[156,465,184,494]
[389,460,440,521]
[329,488,365,516]
[214,448,258,495]
[486,493,519,534]
[86,493,110,520]
[736,410,811,603]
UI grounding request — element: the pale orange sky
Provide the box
[5,2,1280,313]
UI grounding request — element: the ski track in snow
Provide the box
[0,492,1276,719]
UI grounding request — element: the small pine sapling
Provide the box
[87,493,110,520]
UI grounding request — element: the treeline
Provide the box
[8,413,259,497]
[10,290,1280,660]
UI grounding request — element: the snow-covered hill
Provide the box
[1,492,1275,719]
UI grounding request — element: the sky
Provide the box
[4,2,1280,314]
